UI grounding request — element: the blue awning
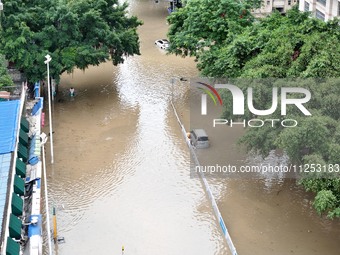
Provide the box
[34,82,40,98]
[0,100,21,154]
[31,97,43,116]
[28,215,42,238]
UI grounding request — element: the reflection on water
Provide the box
[44,0,340,255]
[46,0,228,255]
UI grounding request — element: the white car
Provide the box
[155,39,169,50]
[189,129,210,149]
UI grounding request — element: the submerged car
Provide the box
[155,39,170,49]
[189,129,210,149]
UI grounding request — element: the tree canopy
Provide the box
[224,78,340,218]
[0,0,142,83]
[168,3,340,218]
[167,0,260,59]
[0,55,14,88]
[168,4,340,78]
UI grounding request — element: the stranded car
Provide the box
[188,129,210,149]
[155,39,170,49]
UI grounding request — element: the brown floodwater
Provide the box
[190,90,340,255]
[43,0,340,255]
[45,1,227,255]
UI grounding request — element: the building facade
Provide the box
[299,0,340,21]
[253,0,298,17]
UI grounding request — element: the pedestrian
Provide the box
[69,87,75,97]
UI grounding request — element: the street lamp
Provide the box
[44,54,54,164]
[40,133,53,255]
[170,77,188,102]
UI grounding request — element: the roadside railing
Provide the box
[170,100,238,255]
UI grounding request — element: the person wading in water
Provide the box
[69,87,75,97]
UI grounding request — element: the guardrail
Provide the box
[170,101,238,255]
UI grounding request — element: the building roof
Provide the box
[0,100,20,237]
[0,100,21,154]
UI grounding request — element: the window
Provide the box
[191,131,197,140]
[304,1,310,11]
[316,9,325,20]
[267,0,270,5]
[317,0,326,6]
[198,137,209,141]
[288,0,292,5]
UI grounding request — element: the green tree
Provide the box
[225,80,340,219]
[240,11,340,78]
[197,9,340,78]
[167,0,260,59]
[169,6,340,78]
[0,0,142,83]
[168,3,340,218]
[0,54,14,88]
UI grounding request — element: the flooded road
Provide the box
[45,0,340,255]
[47,1,227,254]
[190,83,340,255]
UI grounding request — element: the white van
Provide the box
[190,129,210,148]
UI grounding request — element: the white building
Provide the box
[253,0,298,17]
[299,0,340,21]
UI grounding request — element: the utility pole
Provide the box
[44,54,54,164]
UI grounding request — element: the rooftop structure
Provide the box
[0,83,44,255]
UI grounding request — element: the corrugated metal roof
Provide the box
[0,100,21,154]
[0,153,11,233]
[0,100,21,238]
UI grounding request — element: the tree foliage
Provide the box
[0,0,142,82]
[167,0,259,58]
[168,4,340,218]
[0,55,14,88]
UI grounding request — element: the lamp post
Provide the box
[44,54,54,164]
[170,77,188,102]
[41,133,53,255]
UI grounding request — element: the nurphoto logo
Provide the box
[197,82,312,128]
[196,82,223,115]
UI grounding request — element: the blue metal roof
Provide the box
[0,100,21,154]
[0,153,12,234]
[0,100,21,235]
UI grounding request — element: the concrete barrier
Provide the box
[171,101,238,255]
